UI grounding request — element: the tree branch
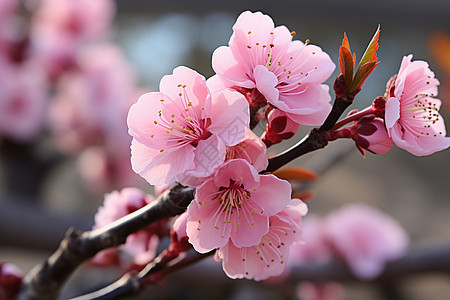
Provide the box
[68,250,214,300]
[17,184,195,300]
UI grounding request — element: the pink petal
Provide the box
[251,174,292,216]
[285,85,332,126]
[254,65,279,103]
[230,210,269,248]
[127,92,174,149]
[186,134,226,177]
[208,89,249,146]
[186,189,232,252]
[211,46,255,89]
[385,97,400,131]
[213,159,260,189]
[130,139,195,185]
[159,66,210,115]
[227,128,268,172]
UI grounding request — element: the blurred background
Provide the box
[1,0,450,299]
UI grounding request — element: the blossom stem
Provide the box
[332,106,376,130]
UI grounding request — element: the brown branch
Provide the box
[17,184,195,300]
[68,250,214,300]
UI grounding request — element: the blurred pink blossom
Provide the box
[324,204,409,280]
[186,159,292,253]
[385,54,450,155]
[77,145,141,195]
[0,56,47,141]
[48,43,138,154]
[29,0,115,76]
[217,199,307,281]
[209,10,335,126]
[92,188,167,268]
[296,281,345,300]
[288,215,332,266]
[127,66,249,186]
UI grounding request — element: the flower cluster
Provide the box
[125,10,449,282]
[127,11,320,279]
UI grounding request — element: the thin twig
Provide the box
[68,250,214,300]
[17,184,195,300]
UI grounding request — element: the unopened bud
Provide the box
[262,108,300,147]
[355,116,393,154]
[169,212,191,255]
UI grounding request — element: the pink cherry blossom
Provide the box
[217,198,307,281]
[127,66,250,186]
[186,159,292,253]
[0,57,47,141]
[324,204,409,280]
[92,188,167,268]
[210,10,335,126]
[48,43,137,154]
[385,55,450,156]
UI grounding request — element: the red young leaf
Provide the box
[352,61,380,92]
[339,33,355,90]
[357,25,380,70]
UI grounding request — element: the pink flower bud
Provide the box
[169,212,191,255]
[262,108,300,147]
[355,116,393,155]
[0,263,23,300]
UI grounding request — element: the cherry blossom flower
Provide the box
[127,66,249,186]
[92,188,167,268]
[216,199,307,281]
[210,10,335,126]
[186,159,292,253]
[385,55,450,156]
[324,204,409,280]
[0,57,47,141]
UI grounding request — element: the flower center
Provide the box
[152,84,212,150]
